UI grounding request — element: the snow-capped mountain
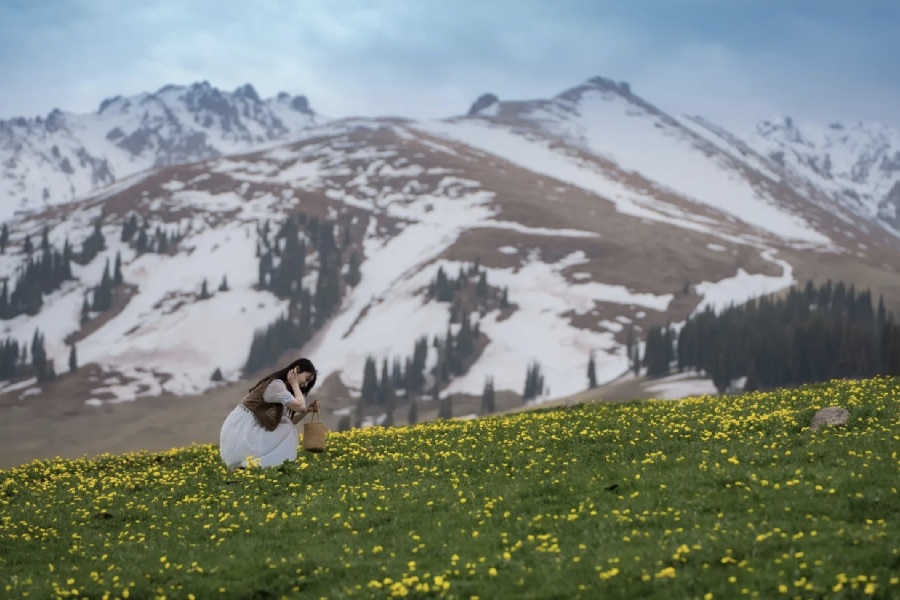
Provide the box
[745,115,900,229]
[2,76,900,416]
[0,82,319,221]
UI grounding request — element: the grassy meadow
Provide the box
[1,377,898,599]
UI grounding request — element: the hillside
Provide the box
[2,76,900,466]
[1,377,897,598]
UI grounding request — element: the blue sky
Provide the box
[1,0,898,132]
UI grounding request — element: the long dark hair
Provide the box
[249,357,318,395]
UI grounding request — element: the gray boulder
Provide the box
[809,406,850,431]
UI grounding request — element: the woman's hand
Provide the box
[286,366,301,388]
[287,368,312,390]
[307,399,320,414]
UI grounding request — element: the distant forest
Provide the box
[639,280,900,393]
[348,261,512,428]
[242,213,363,375]
[3,211,900,406]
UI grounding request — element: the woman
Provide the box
[219,357,320,470]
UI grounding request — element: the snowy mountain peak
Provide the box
[756,114,808,145]
[749,113,900,225]
[583,75,633,95]
[467,93,500,116]
[0,81,322,220]
[233,82,260,102]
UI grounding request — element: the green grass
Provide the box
[1,377,898,599]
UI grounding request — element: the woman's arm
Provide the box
[285,367,319,422]
[287,398,321,423]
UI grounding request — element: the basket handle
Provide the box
[305,408,320,422]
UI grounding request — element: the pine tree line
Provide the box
[428,261,510,319]
[0,329,60,383]
[638,279,900,392]
[244,213,360,375]
[0,226,75,319]
[0,218,135,321]
[120,213,183,255]
[643,325,676,378]
[523,360,545,401]
[358,336,431,408]
[0,338,20,379]
[86,253,125,314]
[74,219,106,265]
[354,307,488,425]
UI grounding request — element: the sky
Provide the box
[1,0,898,133]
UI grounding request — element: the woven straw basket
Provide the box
[302,412,328,453]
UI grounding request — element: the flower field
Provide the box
[1,377,898,599]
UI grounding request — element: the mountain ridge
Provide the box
[0,81,318,221]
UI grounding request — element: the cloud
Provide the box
[0,0,898,131]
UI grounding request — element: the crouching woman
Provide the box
[219,357,320,470]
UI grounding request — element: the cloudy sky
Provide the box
[1,0,898,133]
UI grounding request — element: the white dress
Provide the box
[219,379,304,469]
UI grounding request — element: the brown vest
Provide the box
[240,377,285,432]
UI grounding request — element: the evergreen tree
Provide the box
[31,329,48,382]
[79,219,106,263]
[438,393,452,419]
[457,311,474,360]
[391,357,403,390]
[523,361,544,402]
[354,394,365,428]
[347,251,361,287]
[46,359,57,381]
[0,338,19,379]
[431,376,441,404]
[135,227,148,254]
[92,260,113,312]
[744,357,759,392]
[361,357,379,404]
[211,367,223,382]
[384,385,396,427]
[81,296,91,325]
[0,223,8,253]
[475,271,488,297]
[407,398,418,425]
[378,358,392,406]
[199,279,210,300]
[642,326,672,378]
[113,252,123,285]
[481,376,496,414]
[219,275,229,292]
[121,213,138,242]
[587,352,597,389]
[156,227,169,254]
[23,235,32,255]
[68,345,77,373]
[432,266,453,302]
